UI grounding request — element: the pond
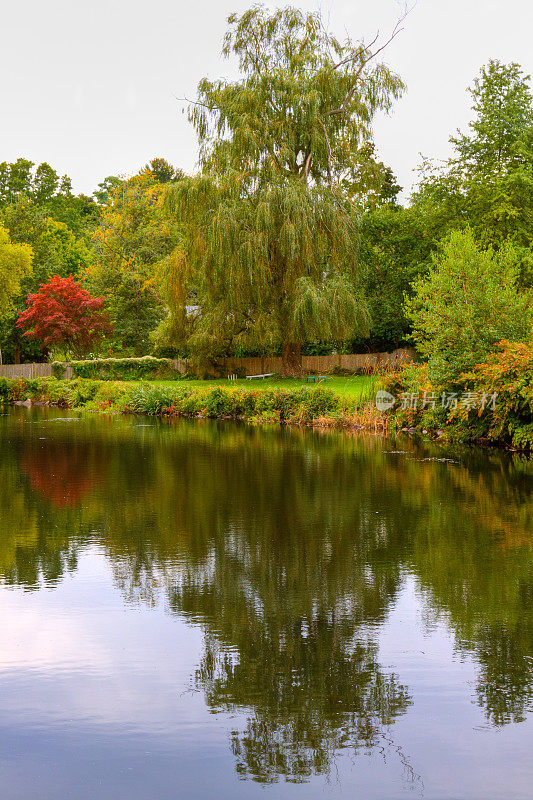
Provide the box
[0,407,532,799]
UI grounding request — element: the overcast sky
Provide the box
[1,0,531,200]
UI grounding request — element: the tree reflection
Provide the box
[182,607,410,782]
[0,410,531,777]
[18,436,104,508]
[169,516,410,781]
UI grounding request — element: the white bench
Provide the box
[245,373,276,380]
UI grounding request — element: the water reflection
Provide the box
[18,431,105,508]
[0,408,532,790]
[171,540,410,782]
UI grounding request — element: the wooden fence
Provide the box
[0,363,54,379]
[0,348,415,380]
[215,348,416,377]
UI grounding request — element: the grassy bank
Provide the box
[0,375,390,430]
[149,375,375,399]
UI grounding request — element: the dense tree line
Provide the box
[0,6,532,372]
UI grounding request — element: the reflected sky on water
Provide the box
[0,407,531,799]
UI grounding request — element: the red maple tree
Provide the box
[17,275,113,358]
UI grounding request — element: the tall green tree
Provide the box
[2,197,92,285]
[0,223,32,317]
[166,6,405,374]
[0,158,34,202]
[0,159,99,361]
[0,158,69,208]
[412,60,533,283]
[0,197,93,362]
[88,160,182,355]
[356,206,435,351]
[0,158,100,238]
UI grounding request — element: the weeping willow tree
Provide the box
[166,5,405,375]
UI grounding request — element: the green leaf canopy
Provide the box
[168,5,405,374]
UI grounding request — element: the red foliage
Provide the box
[17,275,112,357]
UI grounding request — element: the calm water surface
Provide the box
[0,407,532,799]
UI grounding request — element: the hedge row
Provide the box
[0,377,344,422]
[52,356,183,381]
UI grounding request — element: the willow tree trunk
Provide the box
[281,342,302,377]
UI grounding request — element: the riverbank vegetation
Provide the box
[0,375,387,428]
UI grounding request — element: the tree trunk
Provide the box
[281,342,302,377]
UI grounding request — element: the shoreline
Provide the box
[1,376,524,450]
[10,397,396,434]
[0,375,399,433]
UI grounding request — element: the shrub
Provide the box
[383,341,533,449]
[296,386,340,419]
[406,229,532,385]
[124,384,178,414]
[92,382,133,411]
[454,340,533,449]
[204,387,229,416]
[52,356,184,381]
[0,377,11,400]
[68,380,101,407]
[52,362,66,379]
[122,384,341,422]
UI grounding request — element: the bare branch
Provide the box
[175,95,216,112]
[328,5,411,117]
[333,31,380,71]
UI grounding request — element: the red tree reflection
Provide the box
[19,438,104,508]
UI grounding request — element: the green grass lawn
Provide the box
[151,374,378,402]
